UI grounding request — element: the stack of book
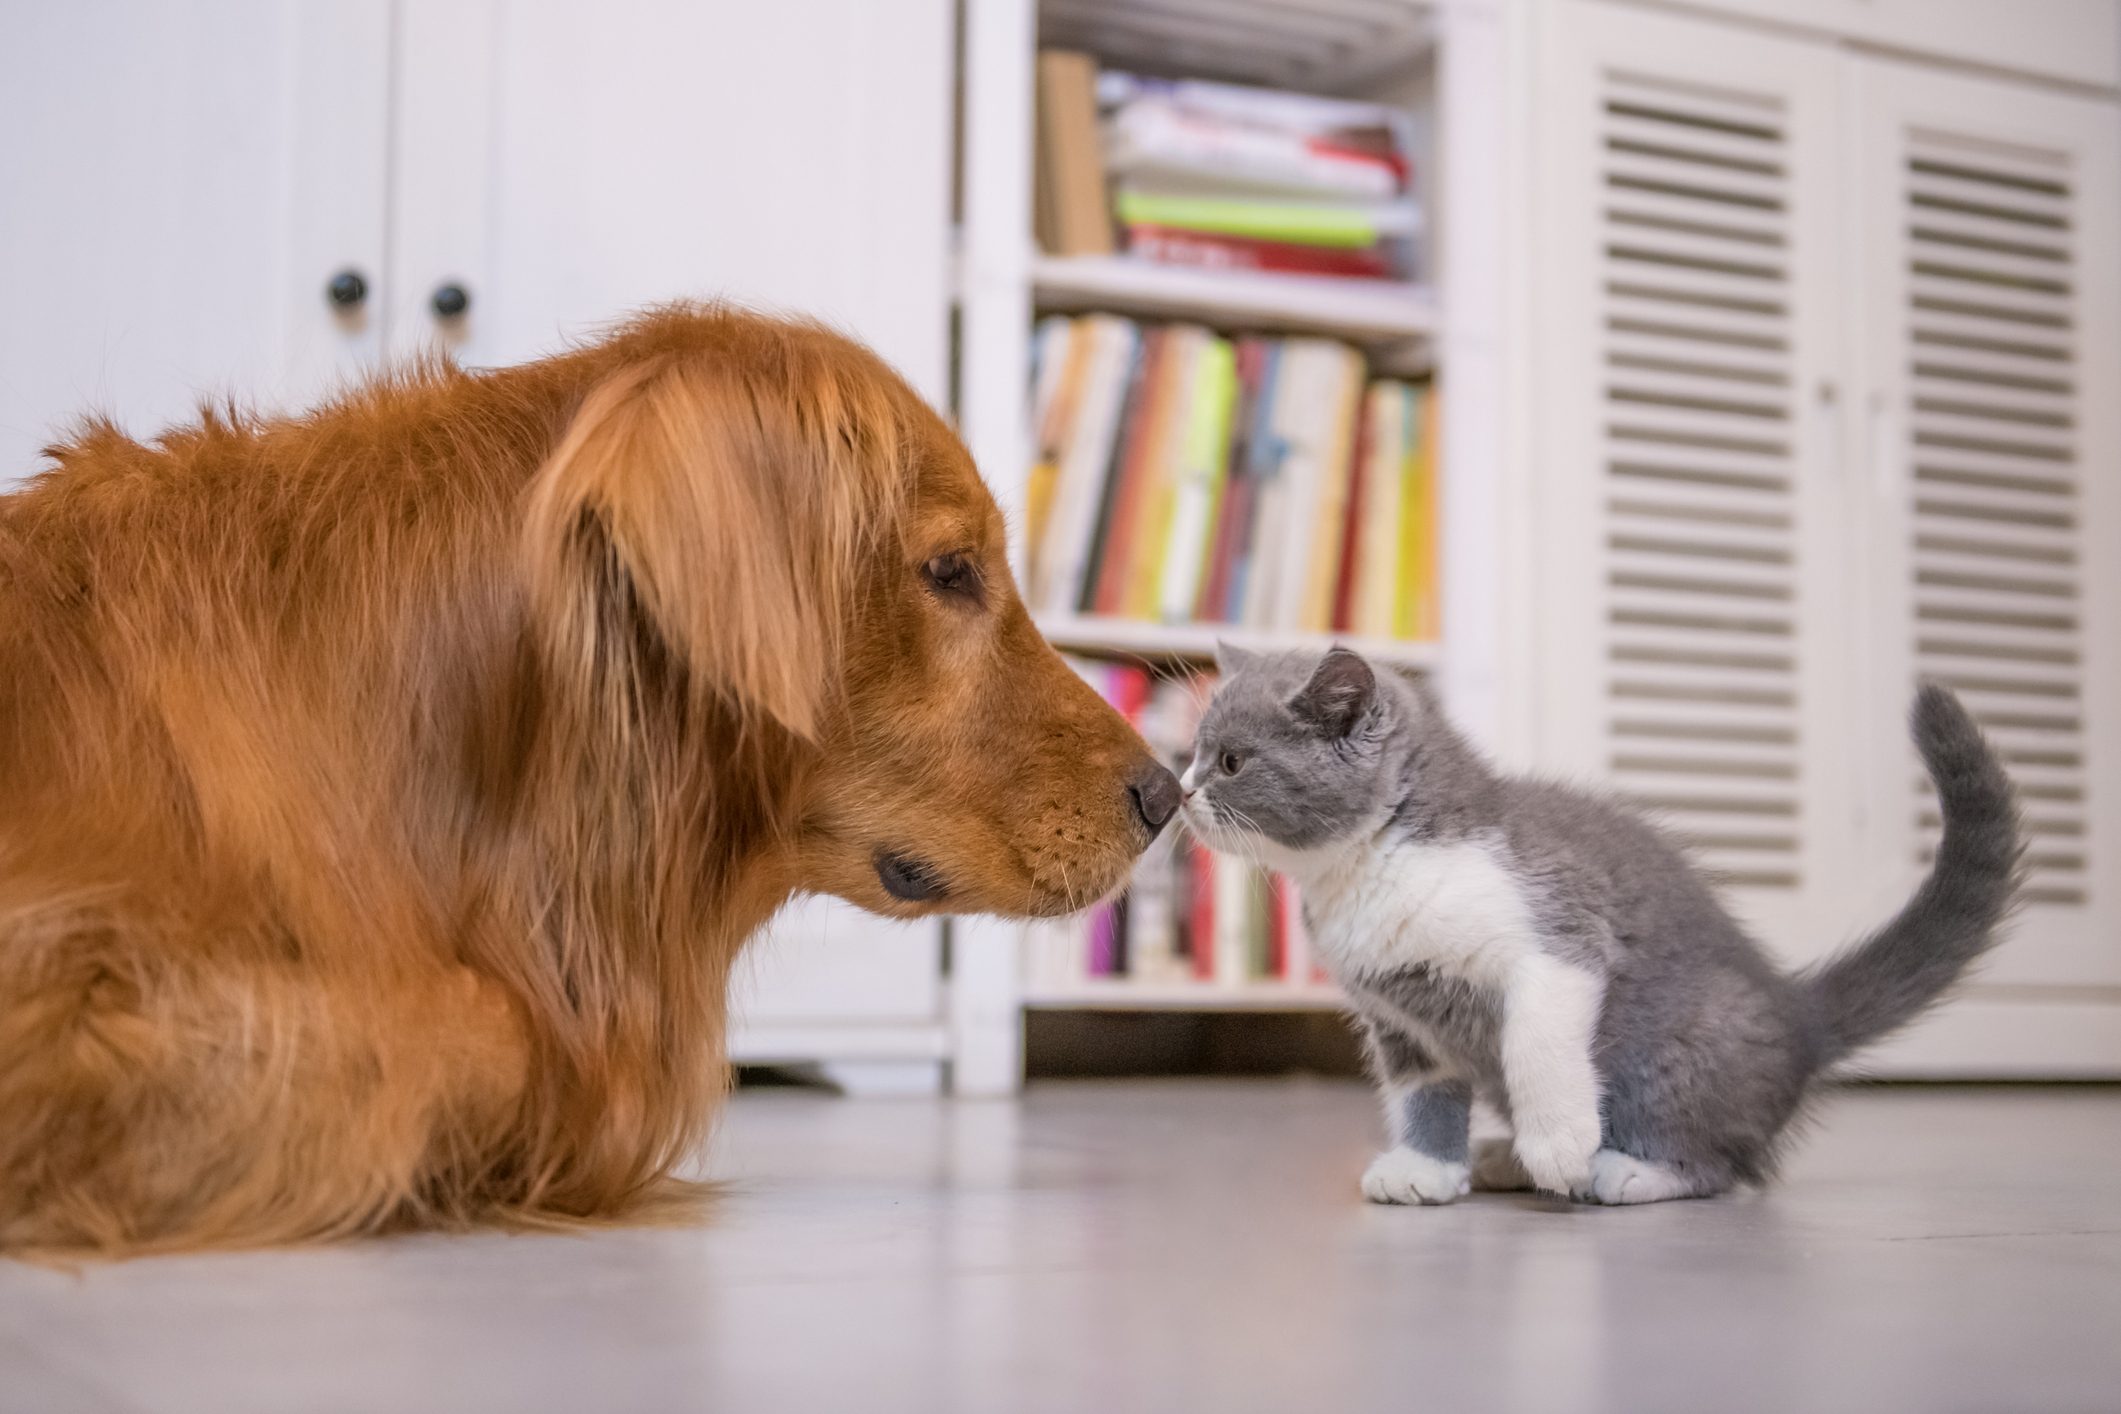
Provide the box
[1024,662,1328,993]
[1034,50,1421,280]
[1025,314,1439,640]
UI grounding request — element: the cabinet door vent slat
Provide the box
[1905,134,2091,907]
[1597,68,1805,892]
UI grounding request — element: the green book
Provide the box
[1115,191,1396,249]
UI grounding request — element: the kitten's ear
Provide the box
[1214,639,1257,677]
[1292,648,1376,738]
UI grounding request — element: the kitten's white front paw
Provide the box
[1361,1147,1470,1206]
[1569,1148,1703,1205]
[1511,1117,1600,1196]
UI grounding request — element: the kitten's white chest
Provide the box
[1304,835,1538,990]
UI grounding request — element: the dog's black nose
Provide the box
[1128,761,1182,834]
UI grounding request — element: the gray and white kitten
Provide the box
[1182,646,2019,1204]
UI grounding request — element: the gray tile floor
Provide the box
[3,1082,2116,1414]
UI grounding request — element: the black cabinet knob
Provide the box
[431,283,471,318]
[326,269,368,309]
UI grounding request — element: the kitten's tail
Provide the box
[1800,685,2021,1069]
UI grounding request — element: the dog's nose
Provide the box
[1127,761,1182,835]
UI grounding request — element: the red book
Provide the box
[1266,874,1288,978]
[1125,225,1399,281]
[1331,387,1372,632]
[1110,664,1152,726]
[1190,846,1216,982]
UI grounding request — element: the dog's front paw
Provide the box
[1361,1147,1470,1206]
[1512,1118,1600,1196]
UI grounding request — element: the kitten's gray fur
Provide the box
[1183,646,2020,1204]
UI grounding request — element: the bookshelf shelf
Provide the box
[1038,612,1439,671]
[1026,254,1437,356]
[1023,980,1345,1012]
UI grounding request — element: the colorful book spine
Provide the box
[1120,328,1205,619]
[1396,384,1439,641]
[1114,191,1413,248]
[1190,846,1217,982]
[1353,385,1406,638]
[1090,331,1174,614]
[1079,331,1163,613]
[1156,337,1238,622]
[1030,319,1438,642]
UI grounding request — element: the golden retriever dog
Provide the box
[0,306,1180,1256]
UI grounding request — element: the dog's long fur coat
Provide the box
[0,307,1165,1255]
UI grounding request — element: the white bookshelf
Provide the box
[950,0,1520,1090]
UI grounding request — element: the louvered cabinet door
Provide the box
[1532,3,1858,963]
[1852,62,2121,991]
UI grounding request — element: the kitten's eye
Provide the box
[1219,750,1245,776]
[923,552,981,602]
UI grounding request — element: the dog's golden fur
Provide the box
[0,306,1162,1256]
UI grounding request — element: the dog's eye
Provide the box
[1219,750,1245,776]
[923,552,981,601]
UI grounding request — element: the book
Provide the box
[1113,190,1418,249]
[1255,340,1353,631]
[1025,317,1089,558]
[1124,225,1399,280]
[1097,72,1417,152]
[1397,384,1440,640]
[1082,330,1169,613]
[1034,51,1114,258]
[1107,98,1405,201]
[1101,329,1199,616]
[1351,384,1407,638]
[1297,344,1367,630]
[1197,337,1270,621]
[1030,318,1436,642]
[1189,845,1217,982]
[1156,337,1238,623]
[1332,386,1374,634]
[1120,327,1209,619]
[1032,317,1139,614]
[1248,869,1273,979]
[1276,877,1313,984]
[1212,849,1251,984]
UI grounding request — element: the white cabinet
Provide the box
[1530,4,1855,963]
[0,0,391,480]
[388,0,952,402]
[382,0,959,1084]
[1848,59,2121,992]
[1529,0,2121,1073]
[0,0,961,1088]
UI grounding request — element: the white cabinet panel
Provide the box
[390,0,954,404]
[1534,1,1859,966]
[0,0,390,483]
[1851,59,2121,987]
[389,0,957,1035]
[732,897,942,1025]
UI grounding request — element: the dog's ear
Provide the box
[522,356,898,739]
